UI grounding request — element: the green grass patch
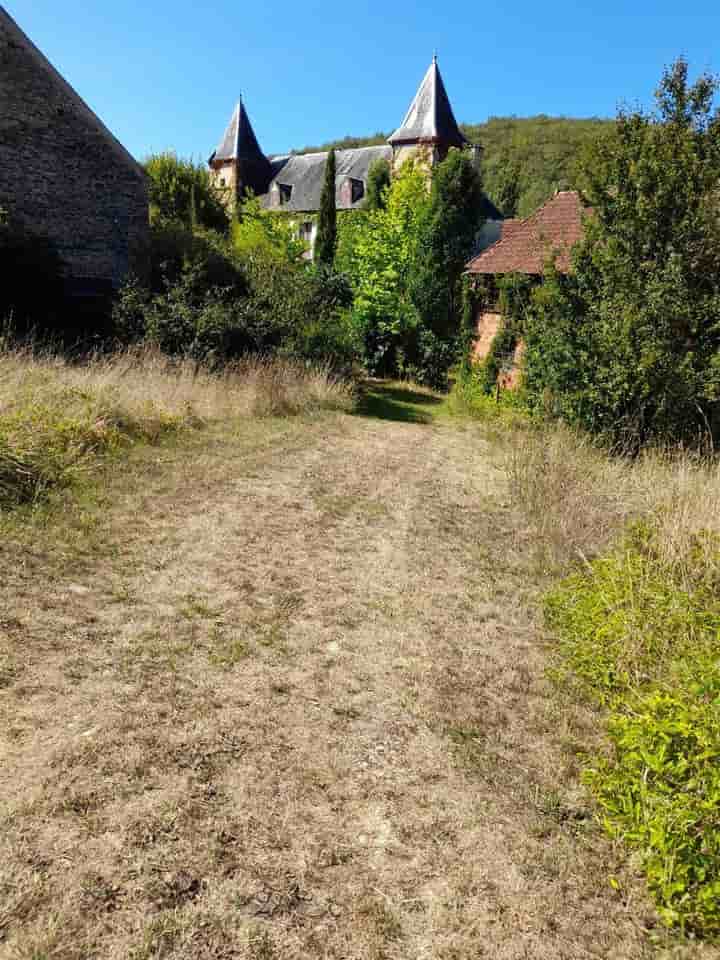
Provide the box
[547,524,720,935]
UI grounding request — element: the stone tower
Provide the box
[388,55,473,174]
[208,98,272,213]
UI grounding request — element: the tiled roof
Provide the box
[465,191,586,275]
[388,56,467,148]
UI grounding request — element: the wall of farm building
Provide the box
[0,11,148,287]
[473,307,523,389]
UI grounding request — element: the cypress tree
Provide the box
[315,148,337,265]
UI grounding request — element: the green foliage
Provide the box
[114,220,355,366]
[144,152,229,233]
[342,151,485,387]
[344,160,429,377]
[410,149,485,345]
[546,523,720,934]
[524,59,720,448]
[365,159,391,211]
[315,148,338,266]
[474,116,613,217]
[232,194,305,264]
[492,150,522,217]
[476,274,534,393]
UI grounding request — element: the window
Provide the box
[219,177,226,187]
[351,178,364,204]
[298,221,313,242]
[278,183,292,205]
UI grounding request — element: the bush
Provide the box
[546,522,720,934]
[114,228,357,368]
[145,152,229,233]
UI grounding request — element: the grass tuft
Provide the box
[0,346,355,510]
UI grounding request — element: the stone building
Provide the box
[208,56,501,256]
[0,5,148,296]
[465,190,586,386]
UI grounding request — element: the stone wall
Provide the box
[472,308,523,389]
[0,8,148,288]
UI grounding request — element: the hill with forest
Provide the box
[294,115,613,218]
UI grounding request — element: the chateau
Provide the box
[0,6,148,295]
[208,56,502,253]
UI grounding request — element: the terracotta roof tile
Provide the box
[466,191,586,276]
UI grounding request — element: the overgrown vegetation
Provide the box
[0,346,355,510]
[508,416,720,937]
[524,60,720,449]
[339,149,484,386]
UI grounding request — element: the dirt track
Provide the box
[0,391,687,958]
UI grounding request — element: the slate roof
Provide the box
[210,100,265,163]
[465,191,586,275]
[388,56,468,147]
[259,144,393,212]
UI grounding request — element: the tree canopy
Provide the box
[144,152,229,233]
[524,58,720,447]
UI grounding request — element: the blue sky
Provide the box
[7,0,720,162]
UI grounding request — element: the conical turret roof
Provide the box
[388,56,467,147]
[210,99,265,163]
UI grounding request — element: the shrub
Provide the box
[144,152,229,233]
[546,522,720,935]
[524,60,720,449]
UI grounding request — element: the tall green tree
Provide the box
[494,152,523,217]
[410,148,485,341]
[144,152,229,233]
[347,161,430,376]
[315,148,338,265]
[524,58,720,447]
[365,158,391,211]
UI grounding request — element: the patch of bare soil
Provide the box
[0,406,713,958]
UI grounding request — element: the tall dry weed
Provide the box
[507,421,720,576]
[0,347,355,507]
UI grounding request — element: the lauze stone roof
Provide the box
[466,191,586,276]
[388,55,467,148]
[262,145,393,212]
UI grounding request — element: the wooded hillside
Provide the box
[294,116,613,217]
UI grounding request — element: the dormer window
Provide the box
[351,178,364,204]
[278,183,292,205]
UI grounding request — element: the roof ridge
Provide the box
[0,5,144,179]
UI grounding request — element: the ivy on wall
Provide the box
[477,272,535,393]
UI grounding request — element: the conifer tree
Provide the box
[315,149,337,265]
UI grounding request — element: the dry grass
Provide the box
[0,347,355,506]
[0,384,714,958]
[506,419,720,581]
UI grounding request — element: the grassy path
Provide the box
[0,388,698,958]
